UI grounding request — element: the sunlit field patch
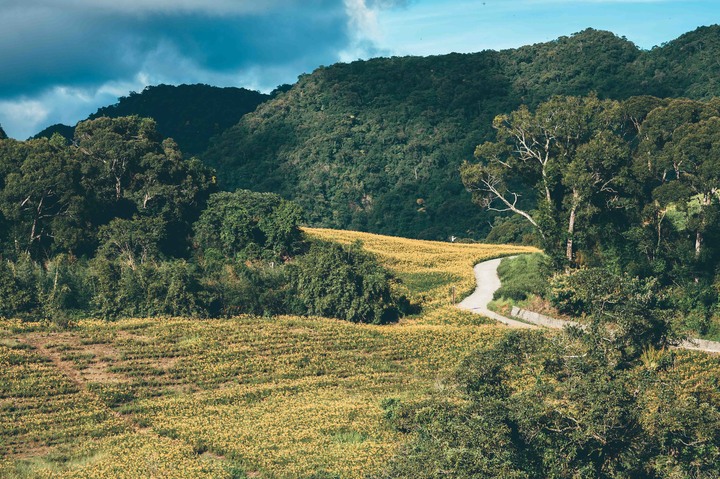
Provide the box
[0,229,551,478]
[305,227,538,324]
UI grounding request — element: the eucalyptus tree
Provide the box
[635,99,720,260]
[74,116,215,257]
[461,95,631,265]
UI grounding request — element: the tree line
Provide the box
[463,94,720,336]
[0,116,404,325]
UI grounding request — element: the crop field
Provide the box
[0,230,601,478]
[305,228,538,324]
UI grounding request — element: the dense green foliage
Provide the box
[203,26,720,241]
[1,117,215,260]
[0,117,401,324]
[35,84,271,154]
[463,93,720,336]
[384,317,719,478]
[463,94,633,265]
[291,240,399,324]
[194,190,304,262]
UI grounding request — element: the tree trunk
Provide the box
[695,193,712,258]
[566,191,579,263]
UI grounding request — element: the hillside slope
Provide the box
[203,26,720,240]
[0,230,530,478]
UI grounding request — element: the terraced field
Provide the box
[0,230,537,478]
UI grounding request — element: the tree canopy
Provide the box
[202,26,720,241]
[34,84,271,154]
[0,117,403,324]
[384,322,720,478]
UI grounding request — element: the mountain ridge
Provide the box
[32,25,720,240]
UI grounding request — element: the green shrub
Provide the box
[203,262,298,318]
[291,240,400,324]
[485,215,539,245]
[550,267,675,361]
[0,257,38,318]
[39,254,93,326]
[89,258,210,319]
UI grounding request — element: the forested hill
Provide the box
[34,84,272,155]
[203,26,720,240]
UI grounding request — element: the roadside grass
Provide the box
[700,317,720,342]
[493,253,551,302]
[0,228,533,478]
[487,253,561,318]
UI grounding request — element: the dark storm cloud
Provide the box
[0,0,416,138]
[0,1,349,99]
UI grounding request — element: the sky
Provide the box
[1,0,719,139]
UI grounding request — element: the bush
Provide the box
[89,258,210,319]
[39,254,93,326]
[550,267,676,360]
[291,240,400,324]
[0,257,38,318]
[383,328,720,478]
[485,215,539,245]
[203,262,299,318]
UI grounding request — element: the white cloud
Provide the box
[0,58,309,140]
[0,99,50,139]
[0,83,142,139]
[339,0,389,61]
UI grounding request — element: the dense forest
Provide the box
[462,94,720,337]
[34,84,274,155]
[0,116,404,324]
[204,26,720,240]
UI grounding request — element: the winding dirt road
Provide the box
[457,257,537,329]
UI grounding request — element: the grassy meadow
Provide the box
[0,230,537,478]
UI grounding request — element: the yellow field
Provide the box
[305,227,538,324]
[0,229,535,478]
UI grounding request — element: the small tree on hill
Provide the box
[193,189,304,262]
[291,240,399,324]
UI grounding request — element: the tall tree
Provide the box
[634,99,720,278]
[75,116,166,211]
[74,116,215,257]
[0,135,84,258]
[461,95,629,264]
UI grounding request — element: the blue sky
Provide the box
[1,0,719,139]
